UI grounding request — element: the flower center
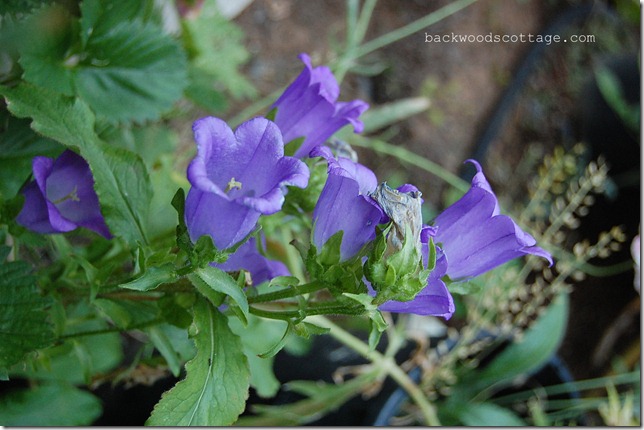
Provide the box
[52,186,80,205]
[224,177,243,193]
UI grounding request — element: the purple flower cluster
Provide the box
[182,53,370,281]
[16,52,552,320]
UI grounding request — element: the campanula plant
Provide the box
[5,1,629,427]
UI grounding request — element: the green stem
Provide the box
[353,0,477,59]
[279,227,306,282]
[250,302,364,320]
[336,0,379,83]
[248,280,328,304]
[57,318,164,341]
[306,315,441,425]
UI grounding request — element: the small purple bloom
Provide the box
[311,146,383,261]
[434,159,553,280]
[374,226,455,319]
[16,149,111,238]
[215,236,289,285]
[185,117,309,250]
[272,53,369,158]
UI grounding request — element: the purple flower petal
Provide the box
[185,190,262,250]
[434,159,553,280]
[273,53,369,158]
[215,236,290,285]
[375,238,455,319]
[16,150,111,238]
[185,116,309,249]
[311,147,382,261]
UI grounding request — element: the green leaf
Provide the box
[147,299,250,426]
[229,315,287,398]
[359,97,431,134]
[0,112,62,200]
[595,66,640,132]
[148,324,183,377]
[0,83,153,245]
[192,265,249,322]
[9,301,122,384]
[15,4,77,96]
[457,402,526,426]
[79,0,156,42]
[465,293,570,397]
[75,19,188,123]
[0,381,102,426]
[93,298,159,329]
[119,262,178,291]
[0,259,53,369]
[0,83,97,148]
[237,372,379,426]
[181,0,255,100]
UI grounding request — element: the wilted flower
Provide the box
[433,159,553,280]
[215,236,289,285]
[185,116,309,250]
[377,227,455,318]
[311,146,383,261]
[374,160,552,319]
[272,53,369,158]
[16,149,111,238]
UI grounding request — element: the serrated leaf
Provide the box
[79,0,156,42]
[0,0,48,16]
[17,4,77,96]
[0,83,152,245]
[0,381,102,426]
[147,299,249,426]
[0,259,53,368]
[193,265,249,322]
[76,19,187,123]
[120,262,178,291]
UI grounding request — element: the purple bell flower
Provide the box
[272,53,369,158]
[311,146,383,261]
[433,159,553,280]
[374,226,455,319]
[215,236,289,285]
[374,161,552,319]
[185,116,309,250]
[16,149,111,238]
